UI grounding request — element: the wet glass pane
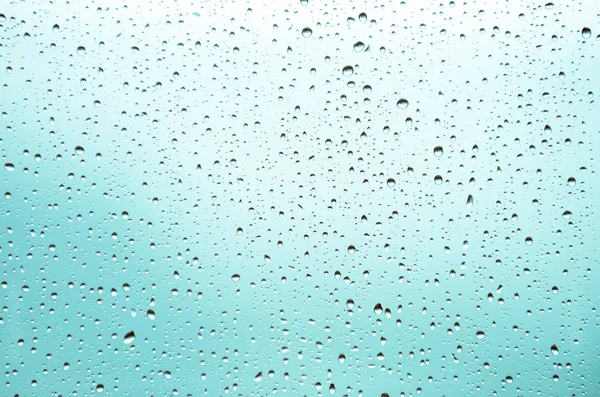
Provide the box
[1,1,599,396]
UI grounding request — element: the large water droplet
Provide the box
[342,65,354,76]
[434,146,443,157]
[466,194,474,209]
[353,41,365,52]
[387,178,396,187]
[302,27,312,38]
[374,303,383,315]
[123,330,135,344]
[396,98,409,109]
[582,27,592,39]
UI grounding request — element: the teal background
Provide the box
[1,1,599,396]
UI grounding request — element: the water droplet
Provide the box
[4,163,14,171]
[434,175,443,185]
[387,178,396,187]
[353,41,365,52]
[551,344,559,355]
[396,98,409,109]
[347,245,356,254]
[433,146,443,157]
[52,24,60,33]
[374,303,383,315]
[525,237,533,245]
[255,372,263,382]
[147,310,155,320]
[96,384,104,392]
[562,210,572,219]
[582,27,592,39]
[544,2,554,10]
[231,274,240,282]
[358,12,367,23]
[342,65,354,76]
[77,46,86,55]
[302,27,312,38]
[123,331,135,344]
[131,46,140,53]
[75,146,85,155]
[544,125,552,134]
[476,331,485,339]
[466,194,474,210]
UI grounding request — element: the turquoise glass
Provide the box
[1,1,599,396]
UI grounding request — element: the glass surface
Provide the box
[1,1,599,396]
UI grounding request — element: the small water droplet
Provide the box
[52,24,60,33]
